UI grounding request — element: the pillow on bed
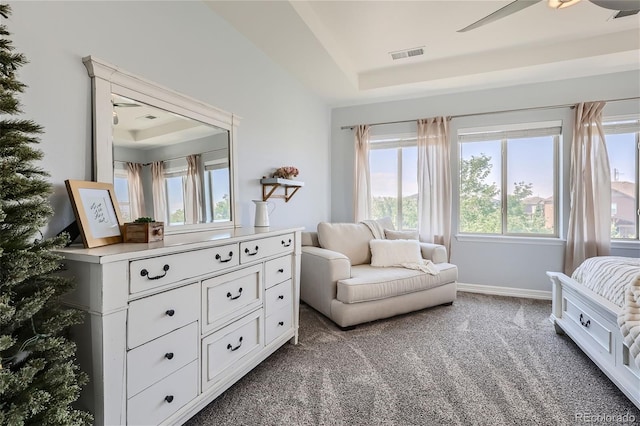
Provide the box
[370,239,422,267]
[384,229,419,240]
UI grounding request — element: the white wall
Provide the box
[7,1,331,235]
[332,71,640,294]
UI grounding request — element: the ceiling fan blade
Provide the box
[457,0,542,33]
[590,0,640,11]
[113,102,141,108]
[612,8,640,17]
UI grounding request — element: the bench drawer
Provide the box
[564,296,612,354]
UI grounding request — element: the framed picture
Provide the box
[65,180,124,248]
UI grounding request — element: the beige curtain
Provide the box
[151,161,167,223]
[126,162,145,220]
[565,102,611,275]
[417,117,451,256]
[354,125,371,222]
[184,154,203,225]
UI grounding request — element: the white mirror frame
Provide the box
[83,55,240,234]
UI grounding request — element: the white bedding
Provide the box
[571,256,640,308]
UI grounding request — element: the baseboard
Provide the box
[457,282,552,300]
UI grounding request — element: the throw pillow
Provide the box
[384,229,419,240]
[370,239,422,267]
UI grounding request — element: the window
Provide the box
[604,117,639,240]
[458,122,559,236]
[113,164,131,222]
[368,134,417,230]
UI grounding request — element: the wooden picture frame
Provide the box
[65,180,124,248]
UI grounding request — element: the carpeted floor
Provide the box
[186,292,640,425]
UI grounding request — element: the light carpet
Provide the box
[186,293,640,425]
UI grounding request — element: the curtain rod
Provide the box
[339,96,640,130]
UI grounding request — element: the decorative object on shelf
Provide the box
[272,166,299,180]
[260,177,304,202]
[123,217,164,243]
[65,180,124,248]
[253,200,275,227]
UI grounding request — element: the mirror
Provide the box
[84,56,240,234]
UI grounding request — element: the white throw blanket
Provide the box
[618,275,640,368]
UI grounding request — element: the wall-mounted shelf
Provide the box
[260,177,304,202]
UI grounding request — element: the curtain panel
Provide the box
[151,161,167,224]
[126,162,145,220]
[417,117,452,257]
[565,101,611,275]
[184,154,204,225]
[354,125,371,222]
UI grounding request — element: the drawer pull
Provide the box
[226,288,243,300]
[227,336,243,352]
[278,321,284,326]
[140,264,170,280]
[278,295,284,300]
[245,246,259,256]
[215,251,234,263]
[165,395,174,403]
[165,309,175,317]
[277,268,284,273]
[281,239,292,247]
[164,352,174,360]
[579,313,591,328]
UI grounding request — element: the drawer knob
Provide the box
[579,313,591,328]
[165,395,174,403]
[277,268,284,273]
[226,288,243,300]
[165,352,174,360]
[281,239,292,247]
[278,321,284,326]
[165,309,175,317]
[140,264,170,280]
[215,251,234,263]
[227,336,243,352]
[245,246,259,256]
[278,295,284,300]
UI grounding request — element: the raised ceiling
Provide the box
[206,0,640,106]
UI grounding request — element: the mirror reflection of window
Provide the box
[113,164,131,222]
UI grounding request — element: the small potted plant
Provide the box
[123,217,164,243]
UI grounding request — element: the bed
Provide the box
[547,256,640,409]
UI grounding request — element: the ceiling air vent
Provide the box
[390,47,424,60]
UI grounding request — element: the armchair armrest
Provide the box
[419,242,447,264]
[300,246,351,318]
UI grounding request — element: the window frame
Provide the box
[368,133,417,230]
[457,122,560,238]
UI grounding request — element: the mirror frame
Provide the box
[83,56,240,234]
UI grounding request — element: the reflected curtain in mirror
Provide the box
[127,162,145,220]
[152,161,167,224]
[184,154,203,225]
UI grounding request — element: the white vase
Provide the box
[253,200,275,227]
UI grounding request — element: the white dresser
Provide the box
[56,227,302,425]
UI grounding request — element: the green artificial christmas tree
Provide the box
[0,5,91,425]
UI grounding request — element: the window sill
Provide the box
[611,240,640,251]
[455,234,565,247]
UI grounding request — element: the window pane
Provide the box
[459,141,501,234]
[401,147,417,230]
[506,136,554,234]
[113,177,131,222]
[606,132,638,239]
[213,168,231,221]
[166,176,185,226]
[370,148,398,228]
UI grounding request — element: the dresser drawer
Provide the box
[264,255,292,289]
[129,243,239,294]
[128,283,199,349]
[265,280,292,317]
[564,297,612,354]
[265,305,292,346]
[240,233,294,264]
[201,264,262,334]
[201,310,262,390]
[127,360,198,426]
[127,322,198,397]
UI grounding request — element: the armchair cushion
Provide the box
[317,222,374,266]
